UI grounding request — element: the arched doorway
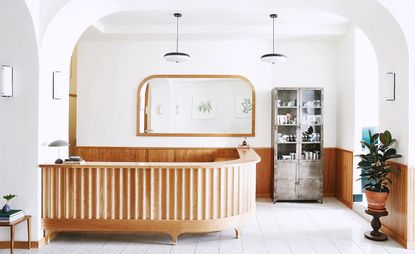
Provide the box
[36,0,411,247]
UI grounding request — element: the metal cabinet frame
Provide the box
[272,87,324,203]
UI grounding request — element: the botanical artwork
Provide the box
[192,95,216,119]
[235,94,252,118]
[197,100,213,113]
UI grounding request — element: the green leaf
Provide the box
[360,141,371,149]
[370,133,379,143]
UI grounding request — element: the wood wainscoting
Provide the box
[381,162,408,247]
[334,148,354,208]
[75,146,335,199]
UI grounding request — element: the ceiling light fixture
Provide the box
[164,13,190,63]
[261,14,287,64]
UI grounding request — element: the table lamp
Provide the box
[48,140,69,164]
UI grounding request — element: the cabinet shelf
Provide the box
[278,124,298,126]
[277,142,297,144]
[301,142,321,144]
[278,106,297,109]
[301,123,322,126]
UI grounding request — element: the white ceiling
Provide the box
[79,9,350,42]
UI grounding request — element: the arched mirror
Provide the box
[137,74,255,137]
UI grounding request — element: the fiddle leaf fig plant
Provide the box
[356,130,402,192]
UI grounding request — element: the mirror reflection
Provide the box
[137,75,255,136]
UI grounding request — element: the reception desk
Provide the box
[39,148,260,244]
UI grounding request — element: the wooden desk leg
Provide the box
[10,225,15,254]
[27,217,31,249]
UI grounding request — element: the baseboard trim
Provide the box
[0,241,39,249]
[256,193,272,198]
[336,196,353,208]
[0,232,58,250]
[380,224,408,249]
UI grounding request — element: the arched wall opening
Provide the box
[0,0,39,242]
[34,0,411,247]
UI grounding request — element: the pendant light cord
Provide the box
[176,15,179,53]
[272,16,275,54]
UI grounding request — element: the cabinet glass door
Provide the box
[275,89,298,162]
[300,89,322,161]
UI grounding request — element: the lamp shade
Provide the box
[260,53,287,64]
[164,13,190,63]
[164,52,191,63]
[261,14,287,64]
[48,140,69,147]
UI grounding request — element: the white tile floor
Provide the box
[3,198,415,254]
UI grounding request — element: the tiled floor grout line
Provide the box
[302,202,343,254]
[278,204,319,254]
[255,213,270,254]
[319,203,389,254]
[270,205,294,254]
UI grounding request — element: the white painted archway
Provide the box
[33,0,411,245]
[38,0,410,162]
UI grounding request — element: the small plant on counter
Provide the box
[356,130,402,211]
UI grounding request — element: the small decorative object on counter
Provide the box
[2,194,16,213]
[238,137,250,149]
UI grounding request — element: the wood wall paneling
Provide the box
[253,148,273,198]
[334,148,353,208]
[380,162,408,247]
[407,167,415,248]
[323,148,336,197]
[75,146,336,199]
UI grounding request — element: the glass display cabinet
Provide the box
[271,87,323,203]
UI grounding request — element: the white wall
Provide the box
[352,27,379,195]
[336,27,355,151]
[0,0,40,241]
[376,0,415,166]
[354,27,379,153]
[76,39,338,148]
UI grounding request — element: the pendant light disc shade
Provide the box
[260,53,287,64]
[261,13,287,64]
[164,52,191,63]
[164,13,190,63]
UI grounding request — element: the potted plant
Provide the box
[357,130,402,211]
[2,194,16,213]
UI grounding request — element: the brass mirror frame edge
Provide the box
[136,74,256,137]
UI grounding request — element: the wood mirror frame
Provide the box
[136,74,256,137]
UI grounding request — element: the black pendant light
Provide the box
[261,14,287,64]
[164,13,190,63]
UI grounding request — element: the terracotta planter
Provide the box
[365,190,389,211]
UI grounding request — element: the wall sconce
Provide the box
[52,71,64,100]
[0,65,13,97]
[385,72,396,101]
[157,105,163,114]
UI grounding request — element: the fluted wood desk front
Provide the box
[39,148,260,244]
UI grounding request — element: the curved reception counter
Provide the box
[39,148,261,243]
